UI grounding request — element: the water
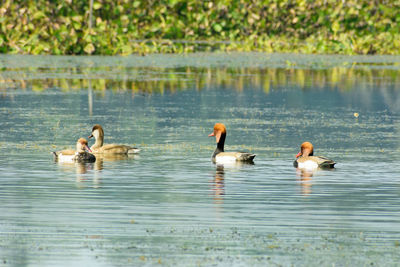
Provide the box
[1,53,400,266]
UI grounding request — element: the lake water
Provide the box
[1,53,400,266]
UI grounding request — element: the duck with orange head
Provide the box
[294,142,335,170]
[208,123,256,164]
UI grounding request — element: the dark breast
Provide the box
[75,152,96,163]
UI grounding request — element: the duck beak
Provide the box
[295,151,302,158]
[85,145,92,152]
[88,133,93,139]
[209,131,221,143]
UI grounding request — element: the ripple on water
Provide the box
[1,54,400,266]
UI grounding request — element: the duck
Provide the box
[294,142,335,169]
[88,124,140,154]
[208,123,256,164]
[53,138,96,163]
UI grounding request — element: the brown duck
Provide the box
[89,124,140,154]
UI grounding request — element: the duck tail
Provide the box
[127,147,141,154]
[240,153,256,162]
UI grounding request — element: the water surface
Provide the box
[1,53,400,266]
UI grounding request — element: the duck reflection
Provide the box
[55,154,138,188]
[212,164,225,204]
[296,168,314,196]
[55,161,94,174]
[211,161,253,202]
[296,167,335,196]
[55,161,100,187]
[92,153,139,170]
[94,153,137,162]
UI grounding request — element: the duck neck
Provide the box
[303,148,313,157]
[92,134,104,149]
[212,133,225,158]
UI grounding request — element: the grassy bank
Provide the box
[1,0,400,55]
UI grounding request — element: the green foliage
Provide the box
[1,0,400,55]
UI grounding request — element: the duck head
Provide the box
[89,124,104,145]
[208,123,227,143]
[77,138,92,153]
[296,142,314,158]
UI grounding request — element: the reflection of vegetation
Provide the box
[1,67,400,94]
[1,0,400,54]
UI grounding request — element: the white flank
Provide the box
[215,155,237,164]
[57,152,77,163]
[298,160,319,170]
